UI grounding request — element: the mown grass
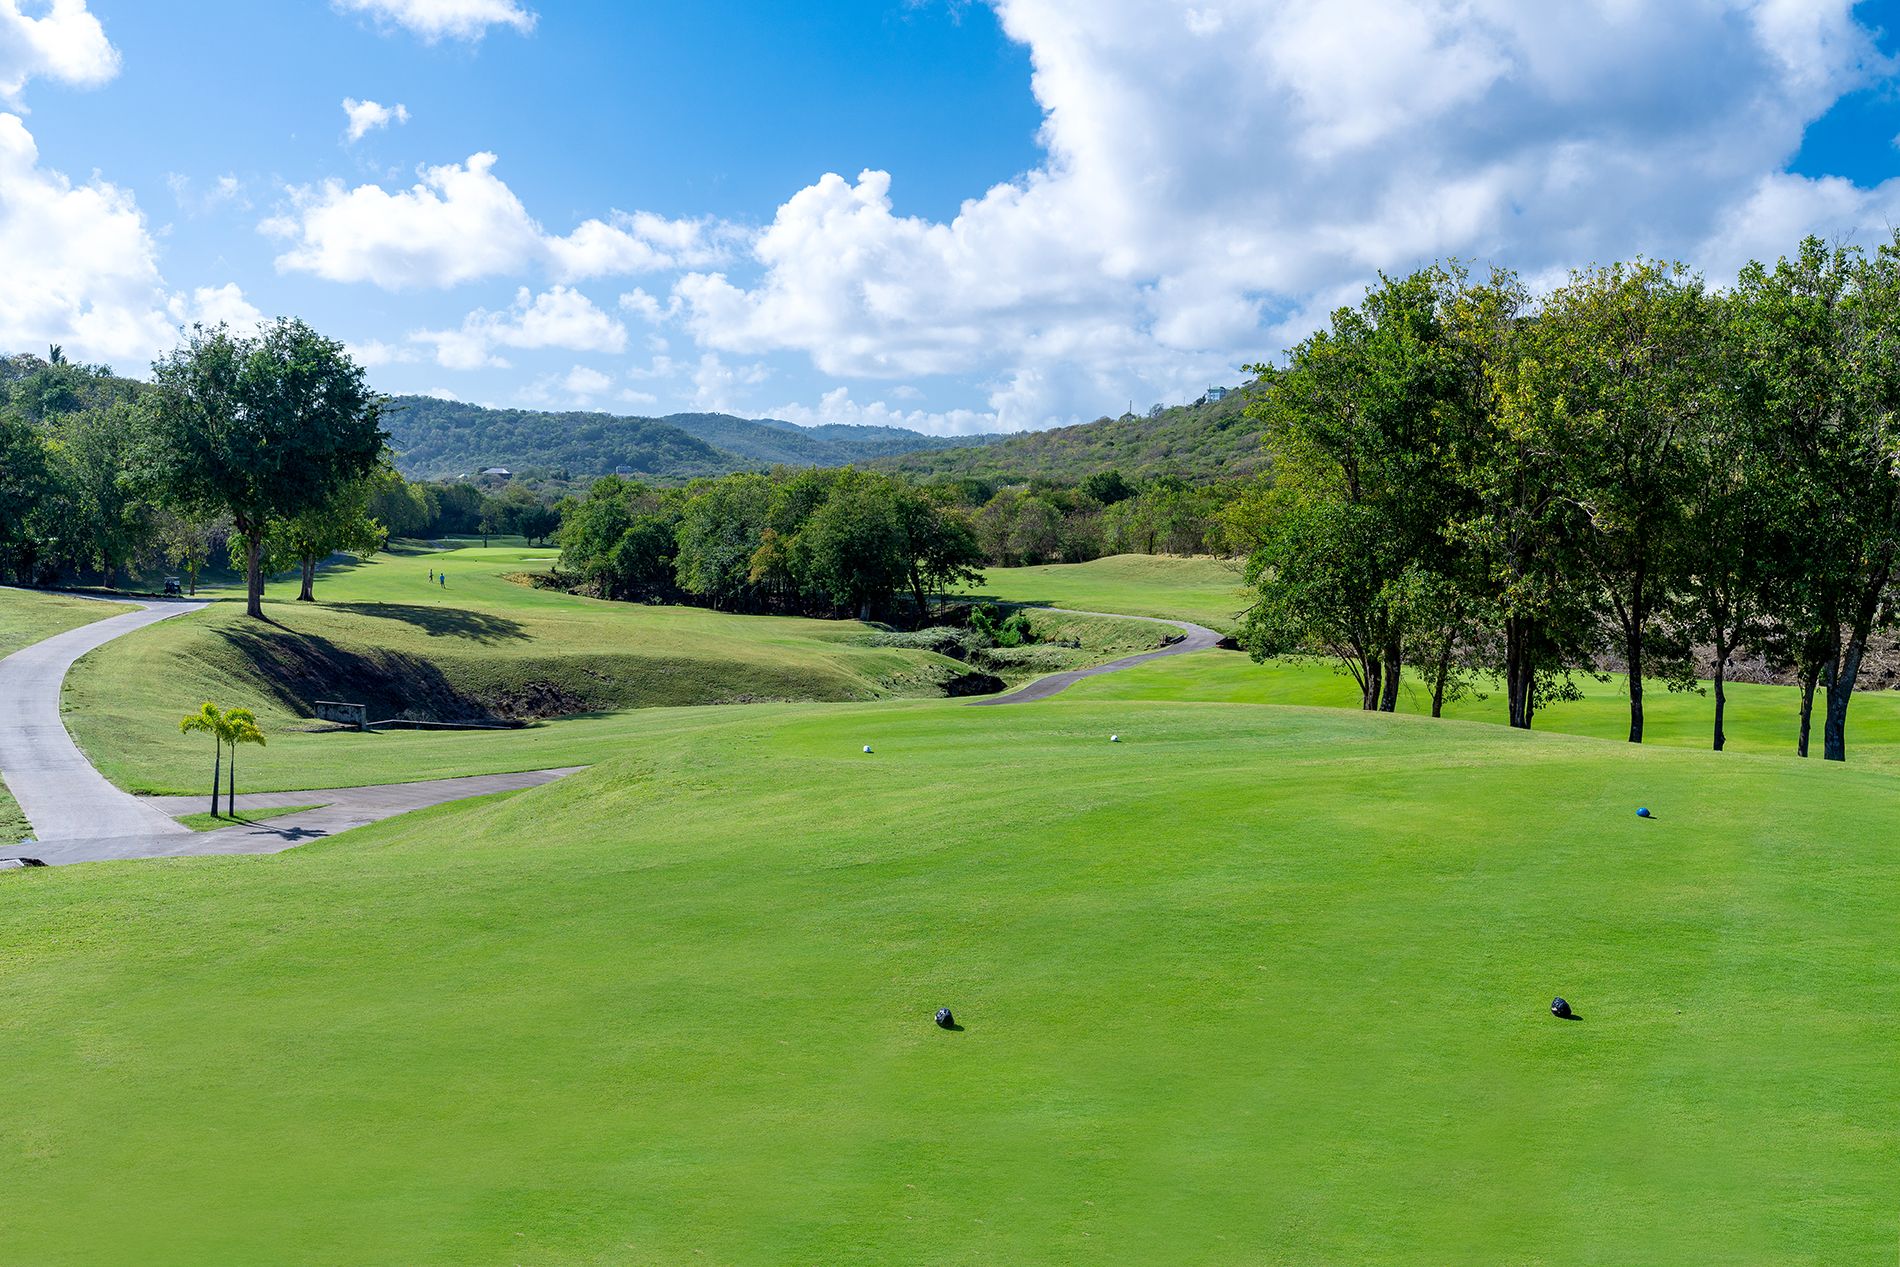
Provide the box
[177,805,325,832]
[1074,649,1900,770]
[969,555,1900,769]
[63,545,995,794]
[0,585,119,659]
[967,553,1248,632]
[0,698,1894,1263]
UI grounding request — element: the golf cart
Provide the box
[163,576,182,597]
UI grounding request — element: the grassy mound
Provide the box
[966,554,1247,631]
[61,545,1001,794]
[0,700,1894,1263]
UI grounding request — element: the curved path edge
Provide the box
[0,594,207,842]
[967,607,1225,706]
[0,591,581,867]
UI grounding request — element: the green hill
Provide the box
[57,545,1161,795]
[384,396,991,482]
[875,384,1269,484]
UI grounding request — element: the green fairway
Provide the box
[968,553,1248,631]
[1075,649,1900,770]
[61,545,1168,795]
[0,585,118,659]
[0,698,1895,1263]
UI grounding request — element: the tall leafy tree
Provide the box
[0,408,52,581]
[1446,268,1600,729]
[1677,298,1776,751]
[675,474,775,609]
[1500,261,1712,742]
[55,402,158,589]
[144,320,385,619]
[895,487,985,623]
[264,472,388,602]
[1733,236,1900,761]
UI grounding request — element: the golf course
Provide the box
[2,549,1897,1263]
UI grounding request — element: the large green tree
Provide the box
[145,320,385,618]
[1500,261,1713,743]
[1732,236,1900,762]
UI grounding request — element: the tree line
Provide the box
[1,332,561,603]
[1242,236,1900,763]
[556,467,986,623]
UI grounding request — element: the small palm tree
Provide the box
[178,702,228,817]
[224,708,266,813]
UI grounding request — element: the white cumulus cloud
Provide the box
[265,151,739,289]
[410,284,627,369]
[333,0,535,42]
[169,282,265,332]
[673,0,1900,430]
[0,112,172,367]
[342,97,409,143]
[0,0,118,102]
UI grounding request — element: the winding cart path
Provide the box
[0,594,578,867]
[968,607,1224,706]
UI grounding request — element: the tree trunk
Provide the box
[1624,620,1644,744]
[298,555,316,602]
[908,568,930,629]
[210,742,222,817]
[1797,661,1819,758]
[1504,617,1534,729]
[244,528,265,619]
[1711,641,1731,752]
[1360,652,1381,711]
[1824,563,1890,763]
[227,742,236,813]
[1431,635,1452,719]
[1378,636,1401,712]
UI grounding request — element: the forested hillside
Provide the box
[873,385,1268,483]
[384,396,988,481]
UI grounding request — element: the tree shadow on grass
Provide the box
[215,625,493,721]
[325,602,529,644]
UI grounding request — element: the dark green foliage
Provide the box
[969,603,1037,648]
[874,389,1268,484]
[144,320,386,617]
[556,468,982,624]
[383,396,986,482]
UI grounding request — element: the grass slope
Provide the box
[61,545,1156,796]
[1,588,123,839]
[0,585,119,658]
[0,700,1894,1263]
[63,545,981,795]
[966,555,1900,768]
[968,553,1248,632]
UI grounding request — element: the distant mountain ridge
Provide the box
[384,396,1000,481]
[868,385,1268,484]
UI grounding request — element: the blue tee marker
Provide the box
[1636,807,1652,819]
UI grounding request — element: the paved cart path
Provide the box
[0,593,580,867]
[0,596,206,842]
[968,607,1225,706]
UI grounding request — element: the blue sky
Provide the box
[6,0,1900,433]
